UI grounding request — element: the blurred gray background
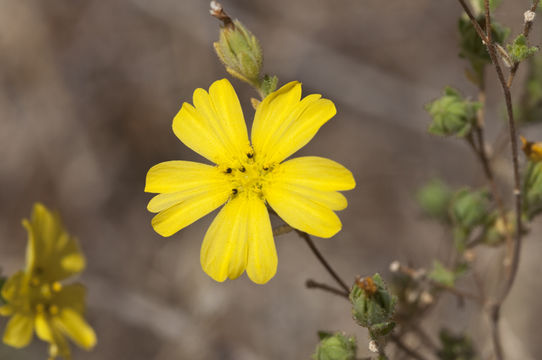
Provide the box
[0,0,541,359]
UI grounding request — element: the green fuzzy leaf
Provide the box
[429,261,456,288]
[507,34,538,64]
[312,332,357,360]
[426,87,480,138]
[417,179,453,222]
[260,75,279,97]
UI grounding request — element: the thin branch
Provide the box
[390,334,431,360]
[507,0,541,87]
[305,279,349,299]
[295,230,351,294]
[456,0,490,43]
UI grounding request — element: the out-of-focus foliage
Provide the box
[437,329,479,360]
[417,179,453,223]
[523,161,542,220]
[518,55,542,124]
[426,87,481,138]
[312,332,357,360]
[450,188,490,241]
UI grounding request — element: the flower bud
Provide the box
[313,332,357,360]
[425,87,481,138]
[213,18,263,85]
[350,274,396,337]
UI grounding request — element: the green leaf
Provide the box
[417,179,453,222]
[260,75,278,97]
[425,87,481,138]
[429,261,456,288]
[312,332,357,360]
[507,34,538,64]
[437,329,479,360]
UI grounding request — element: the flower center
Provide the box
[222,149,277,200]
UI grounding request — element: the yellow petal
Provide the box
[275,156,356,191]
[200,194,277,283]
[0,305,14,316]
[245,198,277,284]
[24,203,85,282]
[35,313,54,342]
[145,161,228,194]
[270,182,347,211]
[264,183,342,238]
[251,82,337,163]
[151,189,230,237]
[55,308,96,350]
[172,79,249,164]
[146,163,231,213]
[251,81,301,159]
[3,313,33,348]
[1,271,27,305]
[200,196,250,282]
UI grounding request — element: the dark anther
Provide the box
[263,166,269,171]
[247,153,254,159]
[232,188,238,195]
[225,168,232,174]
[240,166,246,172]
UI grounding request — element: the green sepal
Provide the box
[260,75,279,97]
[312,332,357,360]
[426,87,481,138]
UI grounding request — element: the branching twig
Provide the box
[305,279,349,299]
[295,230,351,293]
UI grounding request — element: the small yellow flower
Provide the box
[145,79,355,284]
[520,136,542,162]
[0,204,96,359]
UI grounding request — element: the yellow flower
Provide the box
[520,136,542,162]
[145,79,355,284]
[0,204,96,359]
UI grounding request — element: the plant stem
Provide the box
[305,279,349,298]
[295,230,351,294]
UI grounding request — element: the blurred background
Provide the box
[0,0,541,359]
